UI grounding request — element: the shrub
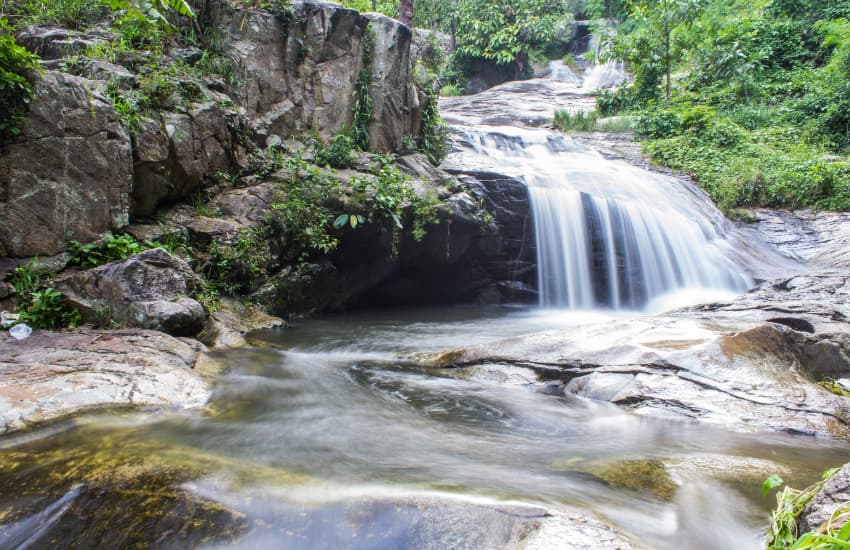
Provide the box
[18,288,81,329]
[68,232,171,268]
[0,19,40,142]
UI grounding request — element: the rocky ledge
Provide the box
[0,328,210,433]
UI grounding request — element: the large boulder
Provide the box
[0,70,132,258]
[58,248,207,336]
[0,327,209,433]
[225,2,421,151]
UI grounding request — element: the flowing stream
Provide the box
[0,69,845,549]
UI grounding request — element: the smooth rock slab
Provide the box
[0,328,210,433]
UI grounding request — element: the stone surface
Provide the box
[797,463,850,533]
[0,327,209,433]
[418,274,850,438]
[132,101,239,218]
[57,248,207,336]
[0,70,132,257]
[225,2,421,151]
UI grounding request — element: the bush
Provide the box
[18,288,81,329]
[0,19,40,142]
[68,232,171,268]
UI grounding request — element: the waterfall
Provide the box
[446,126,751,310]
[581,61,628,91]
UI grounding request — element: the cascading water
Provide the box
[446,126,751,310]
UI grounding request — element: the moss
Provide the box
[0,423,309,547]
[587,459,678,501]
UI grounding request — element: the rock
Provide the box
[132,101,238,218]
[417,274,850,438]
[225,2,421,152]
[364,13,420,152]
[15,26,105,60]
[57,248,207,336]
[797,463,850,534]
[200,303,285,348]
[0,71,132,257]
[0,327,210,432]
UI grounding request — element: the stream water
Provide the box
[0,69,846,549]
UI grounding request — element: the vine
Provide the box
[352,25,375,150]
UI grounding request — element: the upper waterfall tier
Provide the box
[443,125,753,310]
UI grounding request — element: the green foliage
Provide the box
[454,0,573,66]
[316,131,357,169]
[352,27,375,150]
[68,232,171,268]
[339,0,397,17]
[418,90,449,165]
[18,288,81,329]
[259,0,295,22]
[594,0,850,212]
[765,468,850,550]
[202,227,272,295]
[554,109,599,131]
[8,259,47,298]
[0,19,40,142]
[439,83,462,96]
[3,0,110,29]
[266,153,342,262]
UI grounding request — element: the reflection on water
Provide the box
[1,306,847,549]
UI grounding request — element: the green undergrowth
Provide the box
[6,260,81,329]
[588,0,850,214]
[68,231,175,268]
[765,468,850,550]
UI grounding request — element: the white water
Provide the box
[447,126,751,310]
[580,61,628,91]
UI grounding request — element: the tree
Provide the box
[617,0,704,101]
[399,0,414,27]
[454,0,571,66]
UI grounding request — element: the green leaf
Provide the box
[763,474,785,496]
[349,214,359,228]
[333,214,349,228]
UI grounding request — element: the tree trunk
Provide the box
[664,18,671,101]
[399,0,414,28]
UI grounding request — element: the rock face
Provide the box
[0,71,132,258]
[58,248,207,336]
[225,2,420,151]
[0,328,209,433]
[131,102,241,218]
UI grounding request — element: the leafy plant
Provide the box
[0,19,40,142]
[554,109,600,132]
[316,131,357,169]
[352,26,375,150]
[765,468,849,550]
[68,232,171,268]
[202,227,272,295]
[8,259,47,298]
[418,90,449,165]
[18,288,81,329]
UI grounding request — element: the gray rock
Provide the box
[364,13,420,152]
[419,273,850,438]
[0,327,209,433]
[15,25,105,60]
[226,2,421,152]
[797,463,850,534]
[0,71,132,257]
[58,248,207,336]
[132,102,237,218]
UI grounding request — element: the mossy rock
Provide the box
[587,459,678,501]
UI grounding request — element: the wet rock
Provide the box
[57,248,207,336]
[418,274,850,438]
[0,71,132,257]
[797,463,850,533]
[199,302,285,348]
[587,459,678,501]
[0,328,209,432]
